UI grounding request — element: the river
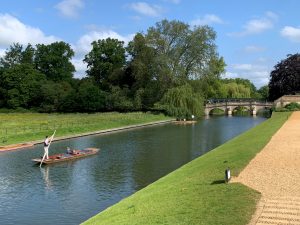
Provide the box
[0,115,266,225]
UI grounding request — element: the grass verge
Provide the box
[0,112,171,146]
[82,112,291,225]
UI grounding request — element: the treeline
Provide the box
[0,19,267,117]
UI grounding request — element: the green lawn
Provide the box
[0,112,171,145]
[83,112,290,225]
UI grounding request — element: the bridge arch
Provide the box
[208,107,226,115]
[231,106,252,116]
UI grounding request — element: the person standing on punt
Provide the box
[44,136,50,159]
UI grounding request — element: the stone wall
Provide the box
[274,95,300,108]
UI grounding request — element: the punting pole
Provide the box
[40,130,56,167]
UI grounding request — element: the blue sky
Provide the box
[0,0,300,88]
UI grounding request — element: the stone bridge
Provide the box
[205,98,273,116]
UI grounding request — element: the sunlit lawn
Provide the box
[83,112,290,225]
[0,112,171,145]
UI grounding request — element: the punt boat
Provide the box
[32,148,99,165]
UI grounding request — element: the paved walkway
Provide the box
[234,112,300,225]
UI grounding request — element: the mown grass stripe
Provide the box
[83,112,291,225]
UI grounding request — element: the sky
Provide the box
[0,0,300,88]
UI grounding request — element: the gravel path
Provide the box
[233,112,300,225]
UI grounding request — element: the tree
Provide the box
[127,33,163,108]
[257,85,269,100]
[76,79,106,112]
[145,19,222,83]
[39,81,74,112]
[126,21,224,109]
[106,86,134,111]
[269,54,300,101]
[0,43,35,68]
[224,82,251,98]
[84,38,126,89]
[35,41,75,82]
[223,78,257,98]
[0,64,45,108]
[156,84,204,118]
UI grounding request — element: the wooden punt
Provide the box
[32,148,99,165]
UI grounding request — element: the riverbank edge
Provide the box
[82,112,291,225]
[0,119,175,152]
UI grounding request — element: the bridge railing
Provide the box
[206,98,272,104]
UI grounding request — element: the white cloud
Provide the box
[281,26,300,43]
[128,2,163,17]
[232,63,253,71]
[72,58,87,78]
[163,0,180,4]
[72,29,135,78]
[0,13,59,48]
[0,49,5,58]
[228,12,278,37]
[55,0,84,18]
[265,11,278,21]
[244,45,266,53]
[74,30,134,56]
[226,63,271,88]
[190,14,224,26]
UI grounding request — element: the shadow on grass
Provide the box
[211,180,225,185]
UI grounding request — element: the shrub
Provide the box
[284,102,300,111]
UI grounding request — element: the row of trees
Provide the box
[0,19,267,117]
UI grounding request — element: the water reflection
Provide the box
[41,166,52,190]
[0,116,267,225]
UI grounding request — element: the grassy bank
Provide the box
[83,112,290,225]
[0,112,171,146]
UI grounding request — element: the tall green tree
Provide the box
[84,38,126,89]
[269,53,300,100]
[35,41,75,82]
[127,20,224,110]
[127,33,162,107]
[145,19,221,83]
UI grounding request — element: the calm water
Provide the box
[0,116,266,225]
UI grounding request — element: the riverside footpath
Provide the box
[234,112,300,225]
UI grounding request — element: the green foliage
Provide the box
[106,86,134,111]
[35,41,75,82]
[84,38,126,89]
[0,43,30,68]
[0,64,45,108]
[269,53,300,101]
[39,81,74,112]
[284,102,300,111]
[157,84,203,118]
[257,85,269,100]
[0,19,232,114]
[145,19,221,82]
[224,82,251,98]
[76,80,106,112]
[125,20,224,111]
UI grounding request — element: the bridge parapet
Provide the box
[274,95,300,108]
